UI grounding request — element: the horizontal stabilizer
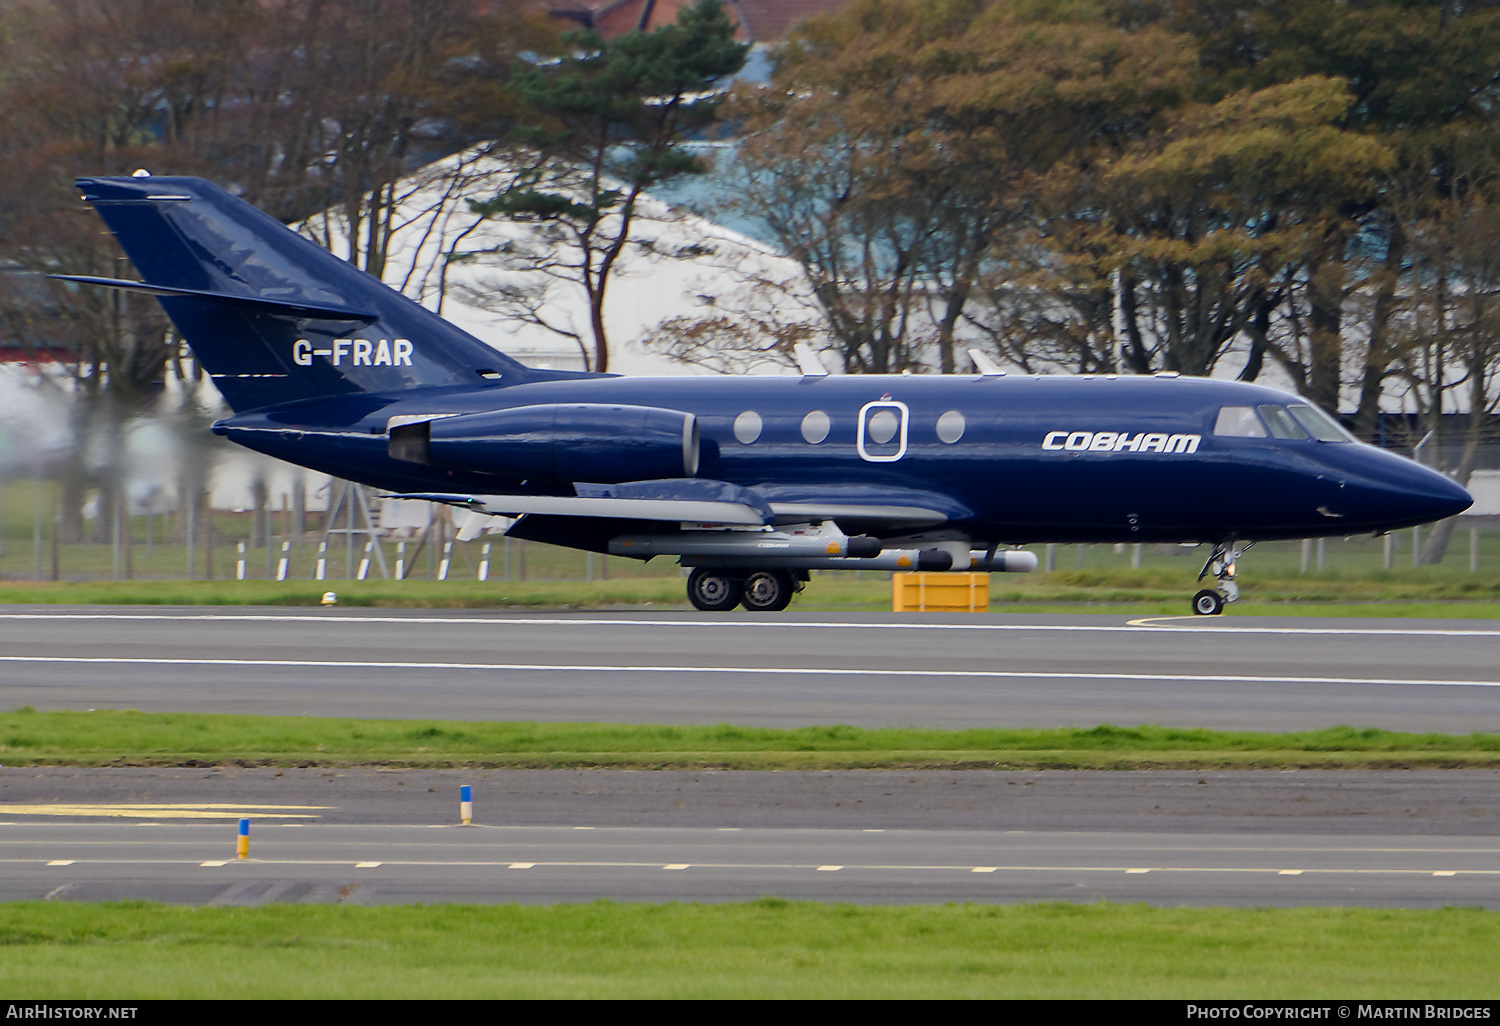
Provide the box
[51,274,378,322]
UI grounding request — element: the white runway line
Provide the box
[11,857,1494,877]
[0,653,1496,689]
[2,611,1500,639]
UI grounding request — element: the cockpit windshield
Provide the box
[1258,405,1309,440]
[1213,403,1355,443]
[1286,403,1356,442]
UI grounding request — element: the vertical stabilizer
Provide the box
[69,176,536,412]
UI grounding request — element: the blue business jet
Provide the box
[58,175,1472,614]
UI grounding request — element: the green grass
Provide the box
[1,900,1496,998]
[0,577,692,608]
[5,709,1500,769]
[0,470,1498,613]
[1,574,1500,617]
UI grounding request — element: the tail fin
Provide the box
[66,175,536,412]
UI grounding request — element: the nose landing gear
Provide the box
[1192,541,1252,615]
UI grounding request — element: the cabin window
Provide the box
[733,410,763,444]
[1286,404,1355,442]
[1213,407,1266,437]
[936,410,965,443]
[801,410,830,444]
[1258,405,1310,440]
[866,409,900,444]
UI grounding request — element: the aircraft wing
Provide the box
[388,478,773,527]
[385,479,956,531]
[392,492,770,526]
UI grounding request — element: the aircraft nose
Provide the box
[1416,469,1475,522]
[1358,456,1473,527]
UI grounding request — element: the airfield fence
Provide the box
[0,476,1497,586]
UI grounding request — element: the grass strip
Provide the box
[5,709,1500,769]
[1,574,1500,614]
[1,900,1497,998]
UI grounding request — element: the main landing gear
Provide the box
[1192,541,1252,615]
[686,567,804,612]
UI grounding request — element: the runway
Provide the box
[3,606,1499,907]
[2,606,1500,730]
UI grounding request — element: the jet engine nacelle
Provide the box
[392,403,700,484]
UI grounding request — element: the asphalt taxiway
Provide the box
[2,767,1498,907]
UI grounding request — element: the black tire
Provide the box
[740,569,794,612]
[687,568,742,612]
[1191,589,1225,616]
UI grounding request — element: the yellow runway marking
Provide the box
[1,803,329,820]
[1126,615,1220,627]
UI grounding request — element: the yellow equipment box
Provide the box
[891,572,990,612]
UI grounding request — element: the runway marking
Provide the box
[0,654,1495,689]
[8,837,1495,857]
[0,803,328,820]
[9,857,1493,877]
[3,611,1500,639]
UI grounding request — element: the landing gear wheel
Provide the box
[740,569,794,612]
[1192,540,1252,615]
[687,568,742,612]
[1192,589,1225,616]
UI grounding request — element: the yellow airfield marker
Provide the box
[0,803,328,820]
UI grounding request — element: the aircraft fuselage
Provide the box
[215,371,1467,546]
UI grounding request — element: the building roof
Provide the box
[545,0,845,40]
[726,0,843,41]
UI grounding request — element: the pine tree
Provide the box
[470,0,748,372]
